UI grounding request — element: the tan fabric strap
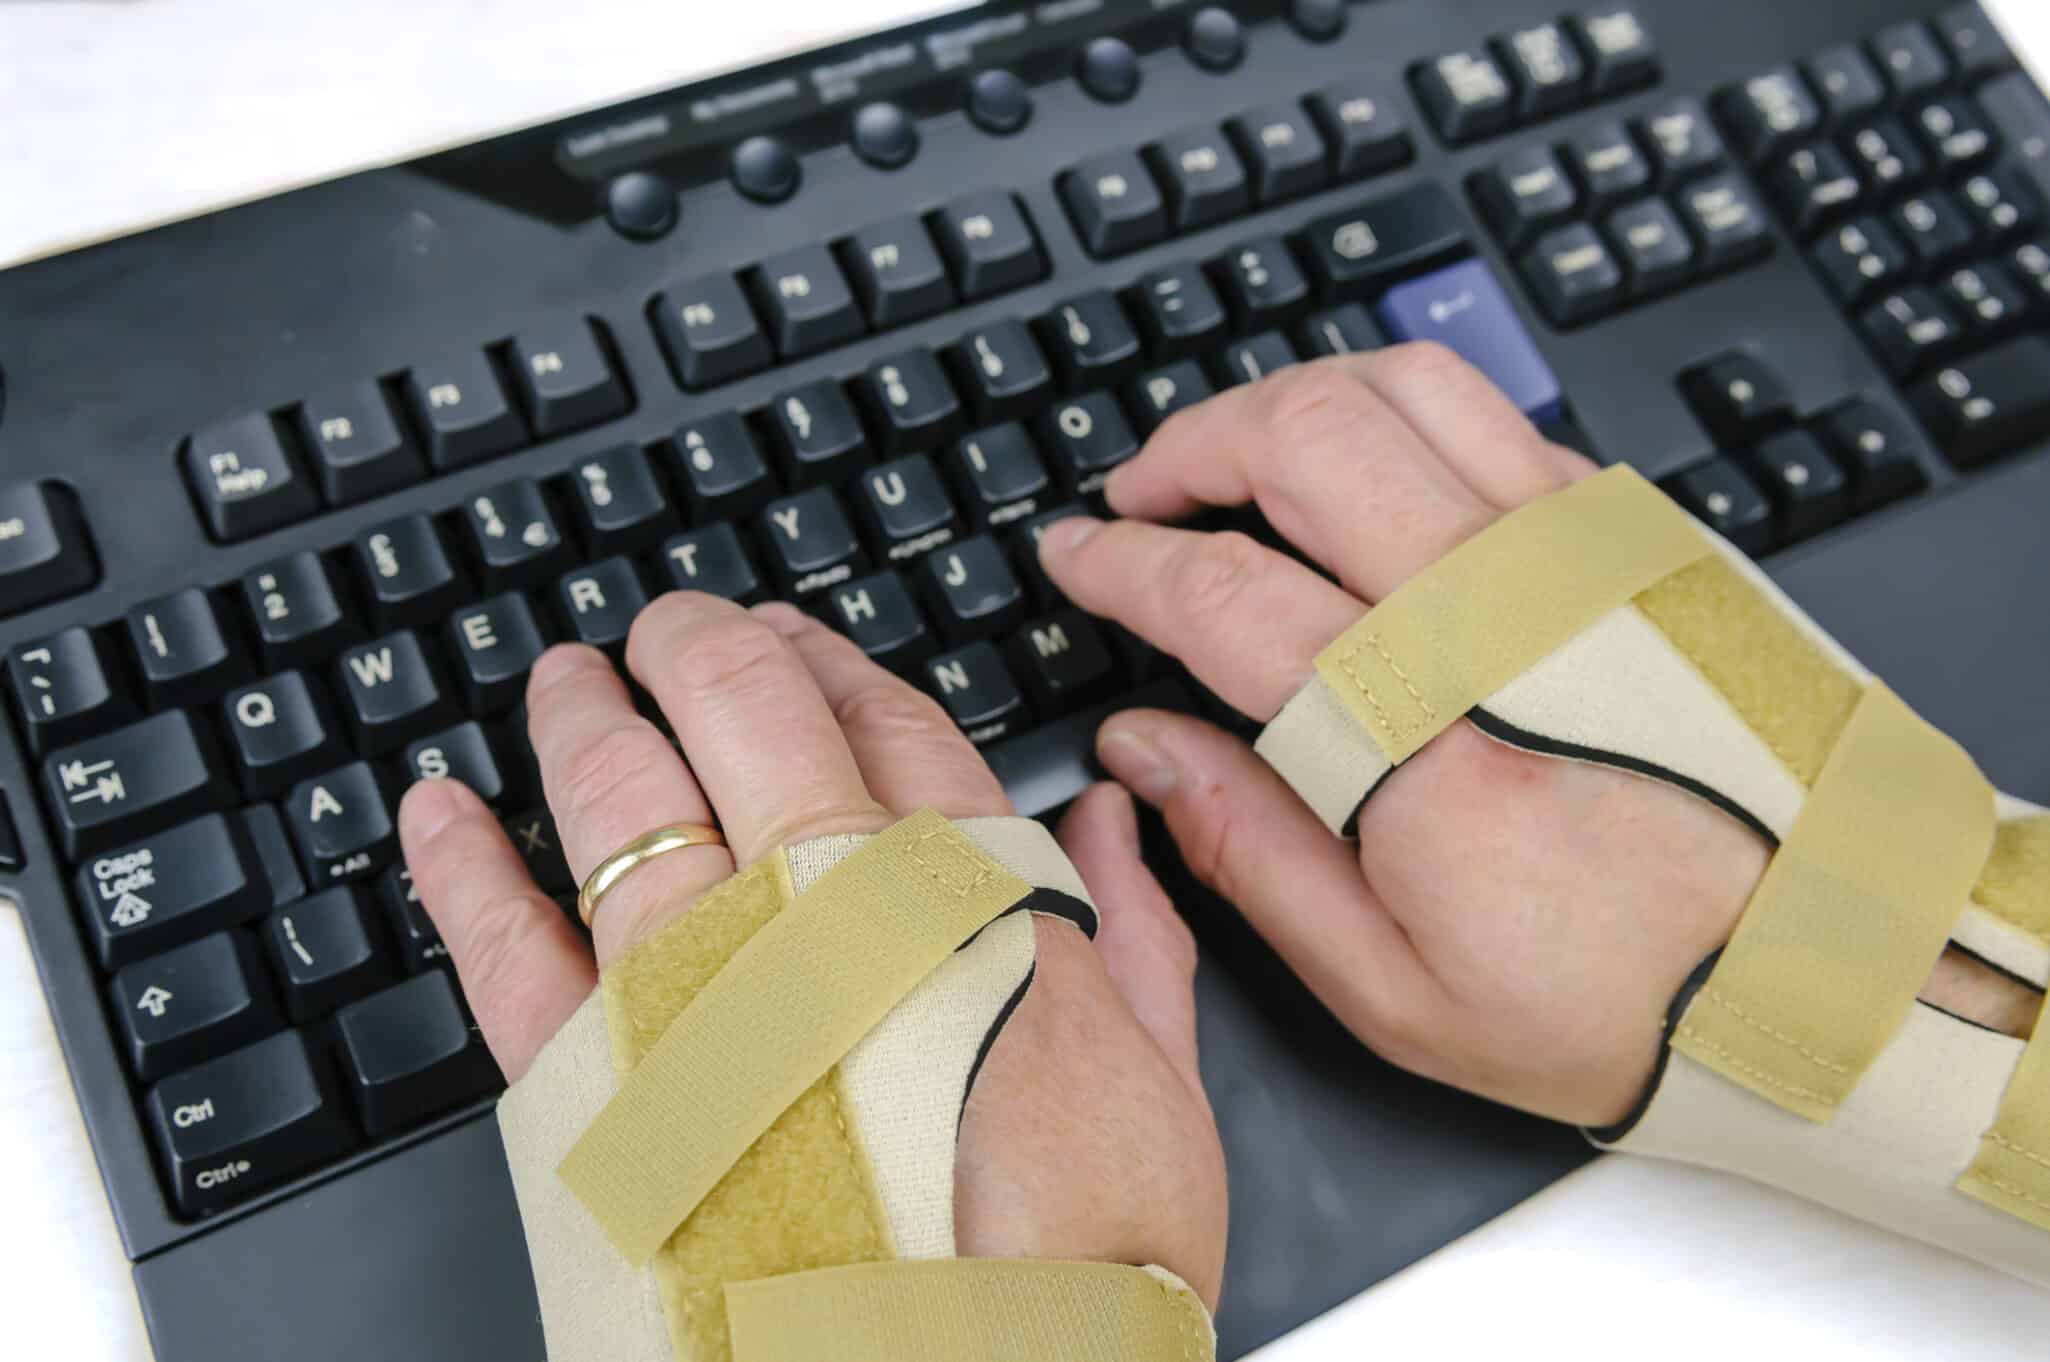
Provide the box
[1962,989,2050,1230]
[724,1260,1215,1362]
[1672,682,1996,1121]
[559,808,1032,1264]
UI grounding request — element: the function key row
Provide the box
[1411,8,1659,146]
[181,319,631,543]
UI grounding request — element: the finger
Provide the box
[627,592,886,865]
[1056,783,1204,1095]
[1102,356,1496,602]
[525,644,736,967]
[398,778,595,1082]
[1039,517,1361,720]
[753,603,1011,818]
[1340,344,1577,509]
[1094,709,1444,1056]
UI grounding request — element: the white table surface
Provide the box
[3,3,2048,1359]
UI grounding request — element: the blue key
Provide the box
[1374,259,1563,425]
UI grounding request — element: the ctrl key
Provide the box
[146,1029,357,1216]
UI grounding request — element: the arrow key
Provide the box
[113,931,279,1082]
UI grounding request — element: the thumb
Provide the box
[1056,782,1206,1098]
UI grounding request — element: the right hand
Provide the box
[1039,344,2038,1128]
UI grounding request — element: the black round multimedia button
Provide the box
[968,68,1032,134]
[603,171,677,241]
[1291,0,1347,42]
[852,101,919,168]
[730,135,800,203]
[1078,36,1141,103]
[1185,7,1245,71]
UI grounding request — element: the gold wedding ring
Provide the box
[576,822,727,928]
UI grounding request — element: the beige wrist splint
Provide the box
[496,808,1215,1362]
[1257,465,2050,1281]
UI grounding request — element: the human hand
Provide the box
[1039,343,2037,1128]
[393,595,1226,1302]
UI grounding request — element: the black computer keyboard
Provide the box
[4,3,2049,1358]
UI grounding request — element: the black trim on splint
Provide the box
[1338,766,1396,839]
[1918,996,2021,1038]
[1584,950,1722,1146]
[1949,940,2049,996]
[997,886,1098,940]
[960,964,1034,1129]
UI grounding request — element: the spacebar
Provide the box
[987,680,1196,818]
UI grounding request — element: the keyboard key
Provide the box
[335,973,499,1137]
[183,414,318,543]
[1720,68,1822,162]
[296,382,419,507]
[657,524,765,604]
[1040,292,1143,390]
[1810,216,1912,305]
[145,1029,358,1216]
[1915,97,1997,174]
[931,191,1044,298]
[338,631,456,756]
[1306,81,1413,181]
[1299,182,1468,297]
[239,552,355,672]
[1804,45,1887,125]
[1039,392,1139,495]
[843,217,955,328]
[1213,235,1310,328]
[949,320,1052,421]
[754,244,864,358]
[1747,429,1850,542]
[1411,49,1515,145]
[113,931,278,1083]
[1147,127,1250,232]
[947,425,1052,531]
[352,514,466,632]
[1959,168,2043,241]
[1680,352,1795,445]
[1979,73,2050,203]
[1077,35,1141,103]
[858,349,964,453]
[222,672,344,799]
[509,320,628,436]
[1870,22,1951,100]
[1061,152,1168,257]
[1605,198,1696,294]
[502,809,572,894]
[404,721,507,803]
[1891,191,1978,270]
[403,353,525,470]
[1298,303,1383,357]
[1131,263,1229,359]
[1569,8,1659,95]
[917,537,1028,644]
[670,411,775,522]
[565,445,672,558]
[1473,145,1579,251]
[1937,4,2015,81]
[2010,239,2050,308]
[967,68,1033,134]
[1127,360,1215,434]
[460,479,571,591]
[652,273,772,390]
[854,456,962,564]
[1765,143,1863,236]
[264,886,394,1024]
[1562,121,1651,212]
[287,761,396,886]
[1379,260,1563,423]
[1676,173,1774,271]
[1227,104,1328,203]
[1939,261,2028,337]
[126,589,245,709]
[1909,336,2050,467]
[1861,288,1966,378]
[1009,610,1118,714]
[556,557,648,652]
[1219,332,1298,386]
[1495,22,1586,119]
[1663,459,1775,555]
[926,642,1028,745]
[448,593,547,713]
[1519,222,1626,325]
[1844,119,1927,194]
[1812,398,1930,510]
[377,867,450,973]
[7,627,131,755]
[1638,98,1726,184]
[766,379,869,488]
[730,134,800,203]
[76,812,267,969]
[827,572,937,673]
[1010,505,1090,607]
[758,487,867,599]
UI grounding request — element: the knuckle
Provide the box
[831,681,952,741]
[1170,531,1267,621]
[668,612,791,697]
[1258,362,1368,443]
[1373,338,1470,391]
[554,720,669,823]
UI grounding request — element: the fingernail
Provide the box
[1037,515,1103,559]
[528,643,604,695]
[1098,723,1178,803]
[752,601,810,636]
[399,777,464,842]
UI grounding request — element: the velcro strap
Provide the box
[725,1260,1215,1362]
[1960,819,2050,1229]
[1672,682,1995,1121]
[558,808,1032,1263]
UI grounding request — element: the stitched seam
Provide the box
[1673,1025,1843,1108]
[1972,1172,2050,1214]
[1333,645,1398,739]
[1145,1273,1200,1362]
[904,824,1000,898]
[1698,988,1852,1075]
[1364,633,1435,722]
[1987,1132,2050,1172]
